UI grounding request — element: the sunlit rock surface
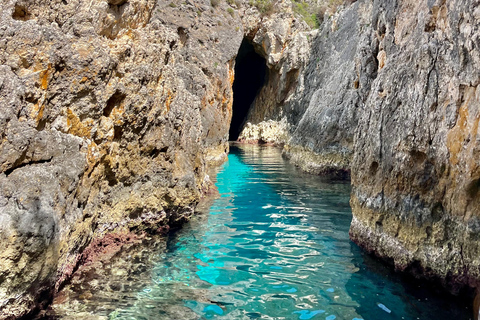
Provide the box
[239,0,480,294]
[350,0,480,292]
[0,0,243,317]
[238,119,289,144]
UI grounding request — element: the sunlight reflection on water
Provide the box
[48,144,472,320]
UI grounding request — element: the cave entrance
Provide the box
[229,38,267,141]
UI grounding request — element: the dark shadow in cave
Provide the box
[229,38,267,141]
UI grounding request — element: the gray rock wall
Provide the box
[283,0,378,175]
[239,1,378,175]
[268,0,480,292]
[240,0,480,293]
[350,0,480,291]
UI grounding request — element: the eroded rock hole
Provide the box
[104,90,126,117]
[466,178,480,199]
[104,162,118,186]
[369,161,379,176]
[177,27,188,46]
[229,39,267,141]
[108,0,128,5]
[12,4,30,21]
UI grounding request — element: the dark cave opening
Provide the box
[229,38,267,141]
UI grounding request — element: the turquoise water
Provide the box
[64,145,471,319]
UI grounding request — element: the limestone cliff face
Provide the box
[238,1,376,176]
[282,1,377,175]
[237,1,312,145]
[267,0,480,291]
[0,0,242,318]
[350,0,480,291]
[2,0,479,316]
[240,0,480,293]
[0,0,312,317]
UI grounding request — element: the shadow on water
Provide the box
[345,244,472,320]
[44,144,473,320]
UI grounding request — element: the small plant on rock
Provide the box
[249,0,274,15]
[292,0,320,28]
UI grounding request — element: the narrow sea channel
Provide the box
[48,144,471,319]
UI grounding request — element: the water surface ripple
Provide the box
[50,145,471,319]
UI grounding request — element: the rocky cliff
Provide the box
[0,0,315,318]
[1,0,480,317]
[350,0,480,292]
[262,0,480,293]
[239,0,376,176]
[238,0,480,295]
[0,0,243,317]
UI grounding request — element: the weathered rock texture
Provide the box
[0,0,317,317]
[282,2,377,175]
[235,1,311,144]
[239,119,289,144]
[285,2,377,175]
[2,0,480,316]
[238,0,376,175]
[239,0,480,294]
[350,0,480,292]
[0,0,245,317]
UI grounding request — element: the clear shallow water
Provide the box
[49,145,471,320]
